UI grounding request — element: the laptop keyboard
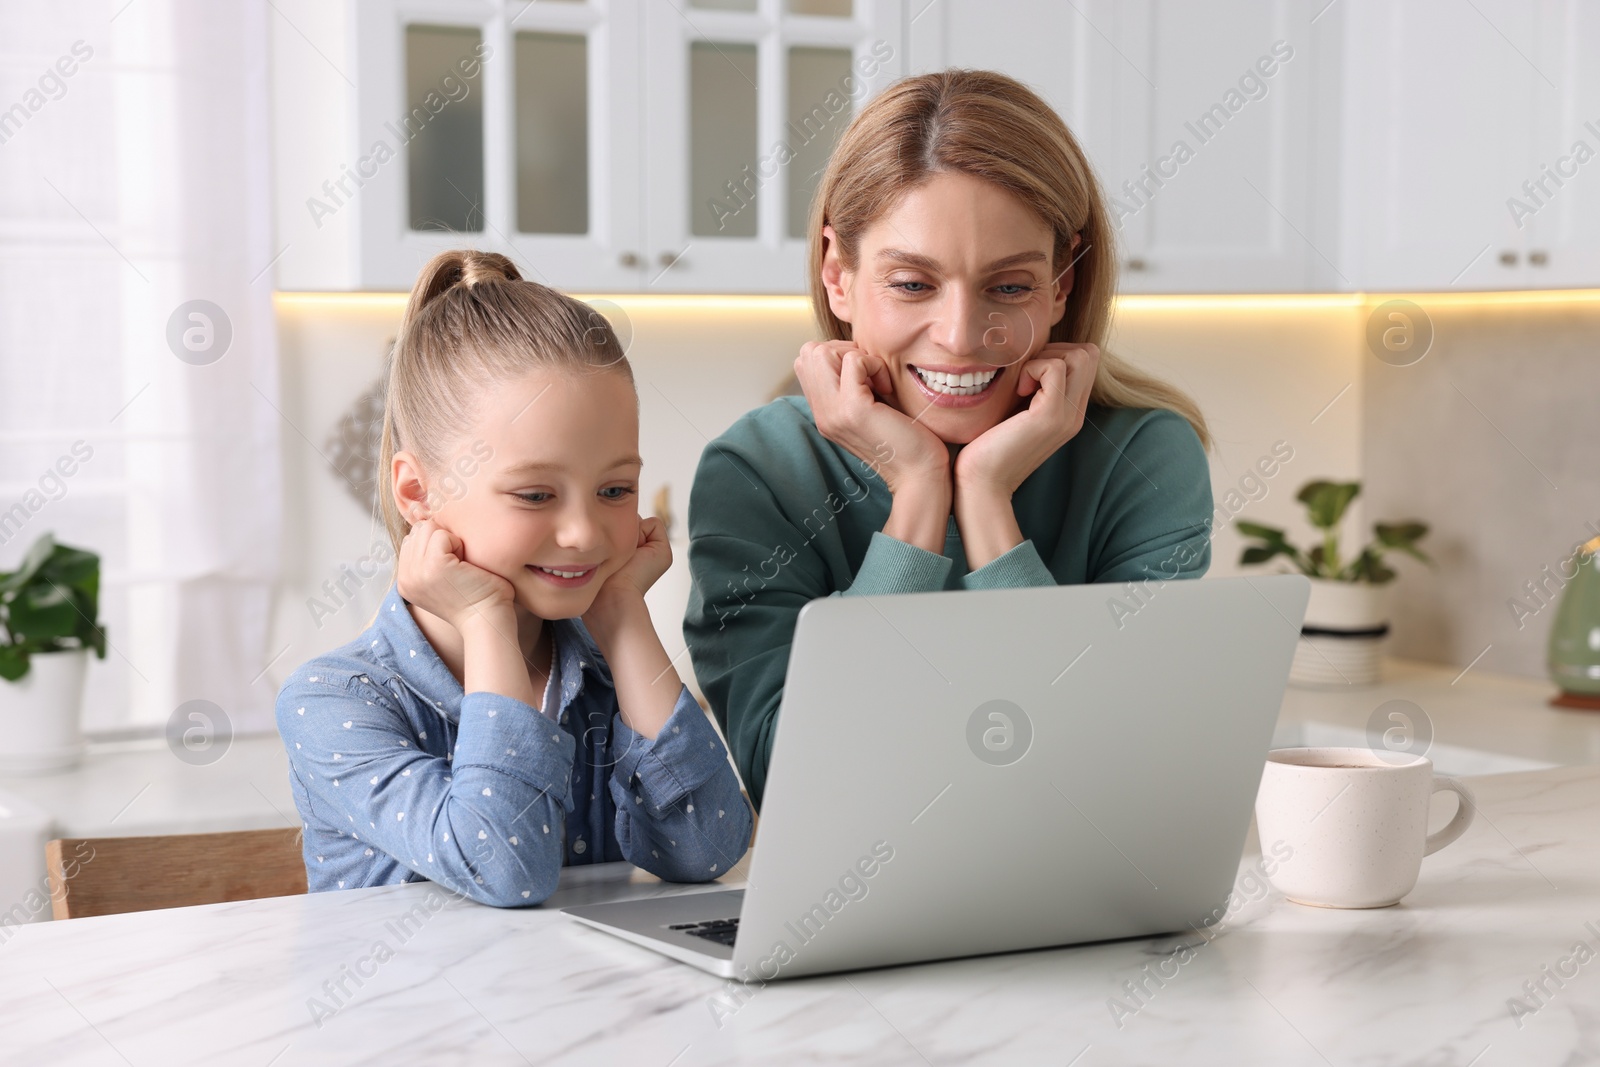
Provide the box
[668,916,740,947]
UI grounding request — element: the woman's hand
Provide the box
[585,515,671,618]
[793,340,950,495]
[395,518,516,631]
[953,342,1100,499]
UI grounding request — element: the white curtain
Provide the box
[0,0,282,734]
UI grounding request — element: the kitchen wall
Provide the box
[266,294,1365,702]
[1362,294,1600,680]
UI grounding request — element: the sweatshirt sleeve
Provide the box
[606,683,754,881]
[961,538,1057,590]
[842,530,953,595]
[276,666,577,907]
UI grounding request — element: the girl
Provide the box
[684,69,1216,810]
[276,250,753,905]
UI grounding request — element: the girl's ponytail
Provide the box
[399,249,522,334]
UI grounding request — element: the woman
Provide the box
[684,70,1215,810]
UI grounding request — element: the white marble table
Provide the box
[1275,658,1600,773]
[3,765,1597,1066]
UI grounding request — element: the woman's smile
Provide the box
[907,362,1004,407]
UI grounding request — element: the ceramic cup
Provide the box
[1254,746,1476,908]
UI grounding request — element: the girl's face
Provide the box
[821,170,1075,445]
[409,366,643,621]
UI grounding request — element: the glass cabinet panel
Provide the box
[691,0,757,10]
[515,31,589,234]
[689,41,759,237]
[786,45,852,238]
[787,0,851,14]
[405,25,485,232]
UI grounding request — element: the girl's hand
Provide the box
[953,342,1100,498]
[395,517,515,630]
[793,340,950,495]
[585,515,670,616]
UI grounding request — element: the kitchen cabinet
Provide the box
[909,0,1318,294]
[909,0,1600,293]
[276,0,1600,293]
[283,0,903,292]
[1334,0,1600,290]
[1335,0,1600,290]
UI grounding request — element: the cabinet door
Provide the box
[1340,0,1535,290]
[1090,0,1314,292]
[353,0,643,291]
[904,0,1314,293]
[640,0,902,294]
[1523,0,1600,287]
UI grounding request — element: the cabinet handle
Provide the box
[1529,250,1549,266]
[619,251,640,268]
[657,250,685,270]
[1498,250,1518,266]
[1124,257,1148,272]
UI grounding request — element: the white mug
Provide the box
[1254,746,1476,909]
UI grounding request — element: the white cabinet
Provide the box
[908,0,1318,294]
[276,0,902,293]
[1523,0,1600,287]
[274,0,1600,293]
[1338,0,1534,290]
[641,1,902,292]
[347,0,644,292]
[1338,0,1600,290]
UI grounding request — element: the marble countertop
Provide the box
[3,764,1598,1066]
[1276,658,1600,773]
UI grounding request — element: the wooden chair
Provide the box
[45,827,308,920]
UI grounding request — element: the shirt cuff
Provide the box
[612,685,734,813]
[962,538,1056,590]
[843,530,952,596]
[451,691,576,801]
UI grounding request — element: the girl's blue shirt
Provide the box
[274,582,753,906]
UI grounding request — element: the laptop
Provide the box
[563,573,1311,981]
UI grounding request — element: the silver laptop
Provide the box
[563,573,1310,981]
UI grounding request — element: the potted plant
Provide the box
[0,533,107,773]
[1237,481,1430,687]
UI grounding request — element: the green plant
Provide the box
[1237,480,1430,584]
[0,533,107,682]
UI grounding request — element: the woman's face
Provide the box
[821,170,1075,444]
[405,366,644,621]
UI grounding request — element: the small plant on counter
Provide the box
[1236,480,1431,583]
[0,533,108,682]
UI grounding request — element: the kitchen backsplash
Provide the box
[1363,296,1600,681]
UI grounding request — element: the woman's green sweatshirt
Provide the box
[683,395,1214,809]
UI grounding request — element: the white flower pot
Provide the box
[0,648,89,774]
[1289,579,1391,689]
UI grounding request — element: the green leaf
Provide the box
[1298,481,1361,530]
[1375,522,1432,564]
[7,592,79,648]
[1240,546,1280,565]
[0,643,27,681]
[41,545,99,593]
[0,533,56,596]
[1235,521,1288,543]
[0,536,103,653]
[86,621,107,659]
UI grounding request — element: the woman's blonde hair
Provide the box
[376,249,632,556]
[806,68,1211,450]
